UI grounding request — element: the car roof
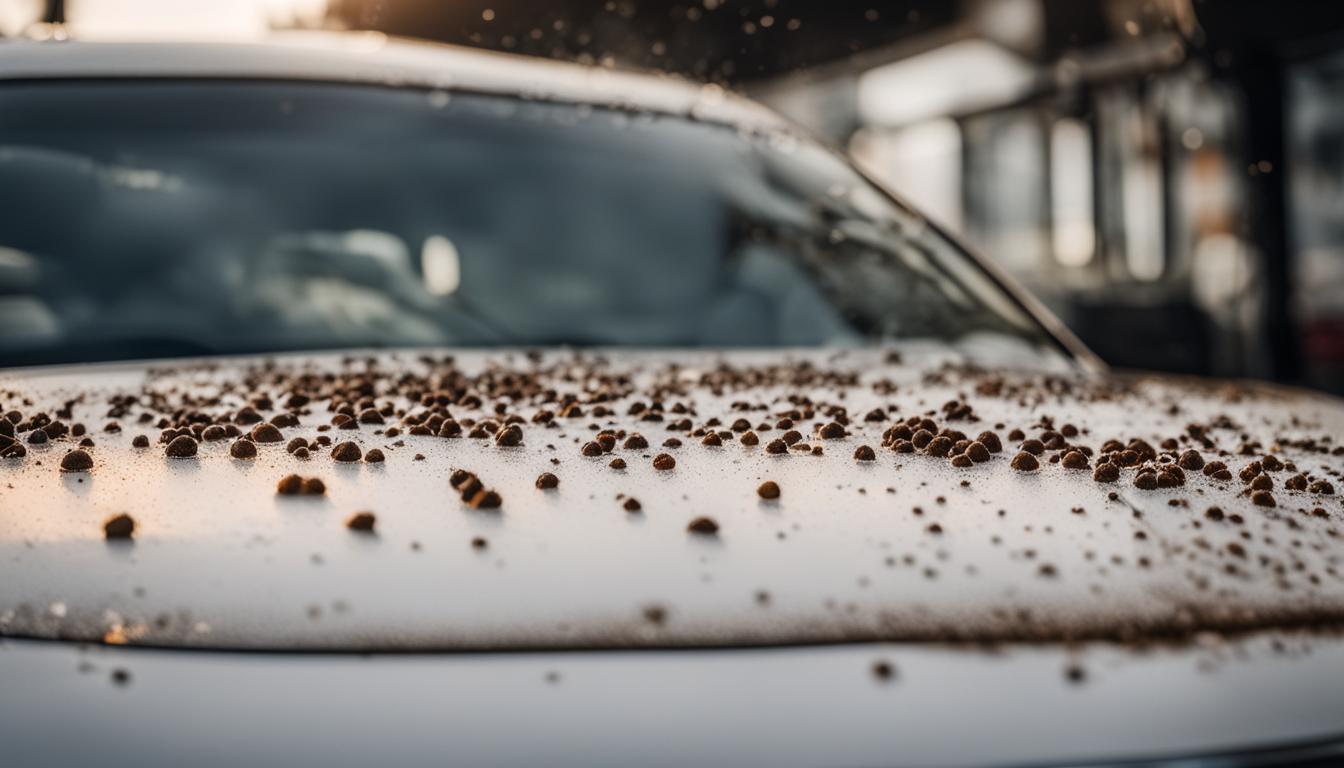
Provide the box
[0,31,788,130]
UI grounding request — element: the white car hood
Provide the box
[1,347,1342,650]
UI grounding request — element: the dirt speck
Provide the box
[871,660,896,682]
[331,441,362,462]
[103,513,135,540]
[345,511,376,532]
[230,439,258,459]
[687,516,719,535]
[59,449,93,472]
[1251,490,1276,507]
[251,423,283,443]
[164,435,198,458]
[276,474,303,495]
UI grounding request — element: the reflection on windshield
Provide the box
[0,82,1064,366]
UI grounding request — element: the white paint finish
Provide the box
[1,633,1342,766]
[1,348,1342,650]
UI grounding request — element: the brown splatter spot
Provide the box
[468,490,503,510]
[251,423,283,443]
[131,435,150,449]
[164,435,198,458]
[609,457,627,469]
[276,474,303,495]
[495,424,523,446]
[854,445,876,461]
[623,434,649,450]
[871,660,896,682]
[818,422,847,439]
[1061,450,1089,470]
[301,477,326,495]
[653,453,676,471]
[976,431,1002,453]
[346,511,376,532]
[740,431,760,446]
[331,441,362,462]
[925,435,953,457]
[765,439,788,455]
[364,448,385,463]
[1010,451,1039,472]
[1240,461,1262,482]
[1093,463,1119,483]
[966,441,991,463]
[1065,663,1086,684]
[1020,439,1045,456]
[702,432,723,447]
[1178,449,1204,471]
[687,516,719,535]
[581,441,603,457]
[103,513,135,540]
[1251,490,1276,507]
[536,472,559,490]
[59,449,93,472]
[757,481,781,499]
[623,497,642,512]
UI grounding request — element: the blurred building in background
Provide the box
[6,0,1344,393]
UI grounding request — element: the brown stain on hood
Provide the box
[0,348,1342,651]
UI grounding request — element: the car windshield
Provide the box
[0,81,1066,367]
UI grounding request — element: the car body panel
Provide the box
[2,633,1343,768]
[2,348,1342,651]
[0,33,784,131]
